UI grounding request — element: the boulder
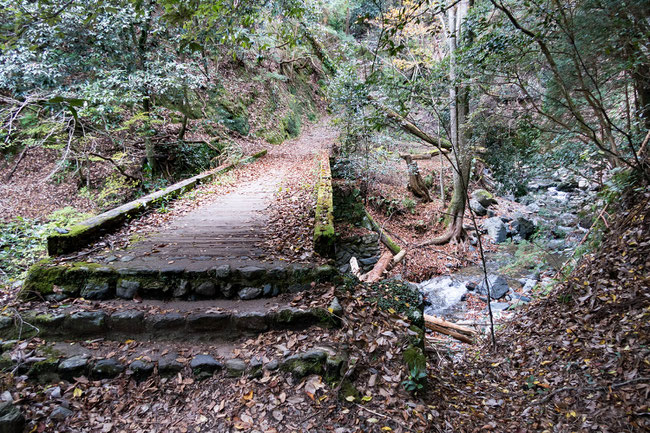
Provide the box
[190,355,222,378]
[225,359,247,377]
[483,217,507,243]
[58,355,89,379]
[146,313,185,331]
[158,354,183,377]
[512,216,536,240]
[80,280,112,300]
[471,189,497,208]
[129,360,154,380]
[238,286,262,300]
[65,312,106,335]
[92,359,124,379]
[469,199,487,216]
[116,280,140,299]
[0,402,24,433]
[110,310,144,333]
[477,275,510,300]
[186,313,230,332]
[194,281,216,297]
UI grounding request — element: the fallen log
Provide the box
[364,210,401,255]
[387,249,407,271]
[398,148,450,160]
[360,250,393,283]
[424,314,476,344]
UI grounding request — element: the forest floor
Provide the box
[1,120,648,432]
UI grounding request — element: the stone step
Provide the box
[0,328,348,387]
[21,261,338,302]
[0,293,343,343]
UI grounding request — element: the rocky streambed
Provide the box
[417,170,601,327]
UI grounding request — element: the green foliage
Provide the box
[0,208,91,284]
[369,280,423,326]
[401,365,427,393]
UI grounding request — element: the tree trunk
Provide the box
[402,155,431,202]
[421,1,473,246]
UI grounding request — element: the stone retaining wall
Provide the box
[0,299,342,342]
[20,261,336,301]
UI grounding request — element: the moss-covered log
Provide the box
[363,210,401,255]
[314,152,335,256]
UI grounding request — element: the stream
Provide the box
[416,171,600,323]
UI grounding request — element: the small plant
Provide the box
[401,365,427,393]
[402,197,416,214]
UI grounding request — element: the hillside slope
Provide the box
[428,190,650,432]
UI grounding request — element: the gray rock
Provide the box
[225,359,247,377]
[510,292,531,303]
[119,255,134,262]
[238,266,266,281]
[264,359,279,371]
[248,357,263,378]
[483,217,507,243]
[65,312,107,335]
[527,203,541,213]
[522,279,537,293]
[116,280,140,299]
[221,283,235,298]
[487,302,511,312]
[214,265,231,279]
[477,275,510,300]
[173,279,190,298]
[190,355,222,376]
[129,360,154,380]
[358,256,379,267]
[469,199,487,216]
[81,280,112,300]
[232,312,267,331]
[267,267,287,281]
[262,284,273,296]
[238,286,262,300]
[328,297,343,317]
[0,402,24,433]
[110,310,144,333]
[146,313,185,331]
[0,317,12,330]
[194,281,216,297]
[513,216,536,240]
[58,356,88,378]
[186,313,230,332]
[92,359,124,379]
[471,189,497,208]
[158,354,183,376]
[50,406,73,420]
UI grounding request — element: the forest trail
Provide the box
[94,119,338,272]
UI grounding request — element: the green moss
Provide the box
[21,262,65,297]
[368,280,424,327]
[21,261,111,299]
[338,379,361,401]
[403,345,426,371]
[312,307,337,327]
[314,155,335,256]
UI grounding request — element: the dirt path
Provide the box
[90,119,338,271]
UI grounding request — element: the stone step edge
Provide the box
[46,149,268,256]
[2,344,349,391]
[0,297,343,341]
[21,261,338,301]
